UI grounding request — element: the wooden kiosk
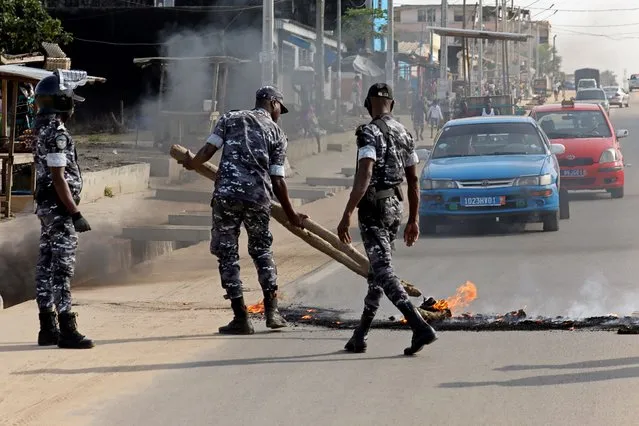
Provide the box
[133,56,249,149]
[0,65,105,219]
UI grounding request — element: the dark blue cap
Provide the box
[256,85,288,114]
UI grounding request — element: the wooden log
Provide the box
[169,144,423,298]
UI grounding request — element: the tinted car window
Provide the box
[576,89,606,100]
[535,110,612,139]
[431,122,545,159]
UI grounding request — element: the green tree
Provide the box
[0,0,72,54]
[537,44,562,76]
[342,7,387,52]
[600,70,618,86]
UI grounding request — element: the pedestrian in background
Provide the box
[411,94,426,141]
[427,99,443,138]
[338,83,438,356]
[180,86,307,335]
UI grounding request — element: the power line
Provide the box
[73,37,166,46]
[554,22,639,29]
[526,6,639,12]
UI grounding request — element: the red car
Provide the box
[530,100,627,198]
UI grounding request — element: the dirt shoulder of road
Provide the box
[0,179,388,425]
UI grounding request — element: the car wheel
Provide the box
[610,187,624,199]
[559,188,570,219]
[419,218,437,235]
[543,212,559,232]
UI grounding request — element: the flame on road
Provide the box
[398,281,478,323]
[433,281,478,314]
[247,300,265,314]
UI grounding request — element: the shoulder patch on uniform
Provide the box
[55,135,68,150]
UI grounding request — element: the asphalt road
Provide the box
[89,98,639,426]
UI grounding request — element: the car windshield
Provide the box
[603,87,618,95]
[535,110,612,139]
[431,122,546,159]
[631,74,638,80]
[576,89,606,100]
[578,80,596,88]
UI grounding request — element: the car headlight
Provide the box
[514,174,552,186]
[421,179,458,189]
[599,148,618,163]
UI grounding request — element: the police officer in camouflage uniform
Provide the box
[33,70,94,349]
[180,86,307,335]
[338,83,438,356]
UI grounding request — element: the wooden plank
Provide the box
[0,153,33,165]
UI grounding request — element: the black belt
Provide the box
[375,187,397,200]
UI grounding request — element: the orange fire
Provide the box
[247,300,265,314]
[432,281,478,314]
[398,280,478,322]
[301,315,312,320]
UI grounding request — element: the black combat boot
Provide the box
[38,310,59,346]
[396,302,438,356]
[218,297,255,335]
[264,291,287,329]
[57,312,94,349]
[344,309,375,353]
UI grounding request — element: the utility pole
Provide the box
[462,0,468,90]
[336,0,342,127]
[552,34,557,78]
[534,23,539,77]
[386,0,394,87]
[528,15,533,95]
[478,0,483,94]
[315,0,325,117]
[440,0,448,81]
[517,7,522,85]
[261,0,274,84]
[501,0,507,93]
[494,0,498,83]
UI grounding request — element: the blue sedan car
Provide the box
[418,116,568,234]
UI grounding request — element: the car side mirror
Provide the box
[550,144,566,155]
[416,149,431,161]
[616,129,629,139]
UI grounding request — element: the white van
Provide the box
[629,74,639,91]
[577,78,597,90]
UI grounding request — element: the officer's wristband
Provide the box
[71,212,83,222]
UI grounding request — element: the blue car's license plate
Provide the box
[462,196,506,207]
[561,169,586,177]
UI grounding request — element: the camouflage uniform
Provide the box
[356,114,419,315]
[33,114,83,314]
[207,108,287,300]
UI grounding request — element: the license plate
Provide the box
[461,196,506,207]
[561,169,586,177]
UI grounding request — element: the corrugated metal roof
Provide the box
[133,56,250,66]
[0,65,105,84]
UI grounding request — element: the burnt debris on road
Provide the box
[270,303,639,332]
